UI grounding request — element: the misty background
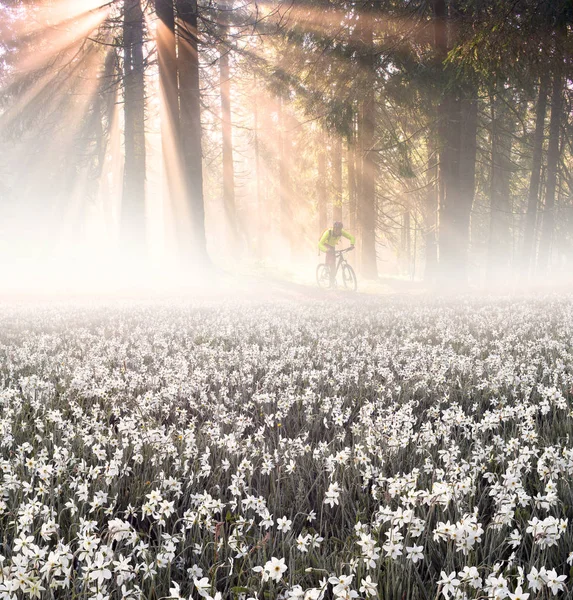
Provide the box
[0,0,572,292]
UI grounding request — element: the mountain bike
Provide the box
[316,247,357,291]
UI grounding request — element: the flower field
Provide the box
[2,296,573,600]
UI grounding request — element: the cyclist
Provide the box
[318,221,355,286]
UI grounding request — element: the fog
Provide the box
[1,0,573,298]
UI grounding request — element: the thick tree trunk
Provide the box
[437,89,462,280]
[537,65,564,272]
[155,0,180,258]
[487,89,513,281]
[177,0,208,263]
[433,0,477,284]
[219,0,236,248]
[433,0,456,281]
[122,0,146,257]
[347,128,357,233]
[356,15,377,279]
[438,95,477,283]
[522,71,549,276]
[458,96,477,275]
[424,131,438,282]
[156,0,179,135]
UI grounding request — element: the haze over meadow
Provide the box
[1,0,572,293]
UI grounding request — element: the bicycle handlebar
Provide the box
[335,247,355,255]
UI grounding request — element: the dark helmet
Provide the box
[333,221,343,231]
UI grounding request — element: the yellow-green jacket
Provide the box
[318,228,356,252]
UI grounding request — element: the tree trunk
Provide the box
[176,0,208,264]
[317,136,327,233]
[458,96,477,276]
[155,0,180,259]
[433,0,457,281]
[156,0,179,136]
[537,63,564,272]
[433,0,477,284]
[522,71,549,277]
[487,89,513,281]
[219,0,236,249]
[347,127,357,233]
[122,0,146,257]
[424,131,438,282]
[278,97,293,252]
[356,13,377,279]
[401,210,411,276]
[437,90,462,280]
[333,135,342,222]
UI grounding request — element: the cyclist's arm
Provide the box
[318,229,330,252]
[342,230,356,245]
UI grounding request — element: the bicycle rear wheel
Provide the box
[316,264,331,289]
[342,264,357,291]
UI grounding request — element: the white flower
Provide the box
[265,557,287,582]
[287,585,305,599]
[169,581,184,599]
[324,482,341,507]
[507,529,521,549]
[187,564,203,579]
[488,574,510,599]
[329,574,354,596]
[88,554,112,587]
[382,540,403,560]
[107,518,132,542]
[194,576,211,598]
[406,544,424,563]
[259,512,274,530]
[508,585,530,600]
[277,516,292,533]
[13,535,34,555]
[359,575,377,597]
[438,571,460,599]
[113,555,134,586]
[458,566,482,590]
[296,533,311,553]
[527,567,544,592]
[543,569,566,595]
[24,579,45,600]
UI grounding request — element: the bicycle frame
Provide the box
[329,248,352,279]
[332,252,347,279]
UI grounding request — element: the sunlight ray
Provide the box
[0,42,107,133]
[7,7,110,79]
[2,0,111,43]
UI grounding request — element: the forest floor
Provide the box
[0,264,424,303]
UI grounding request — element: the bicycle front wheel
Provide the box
[316,264,331,289]
[342,264,357,291]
